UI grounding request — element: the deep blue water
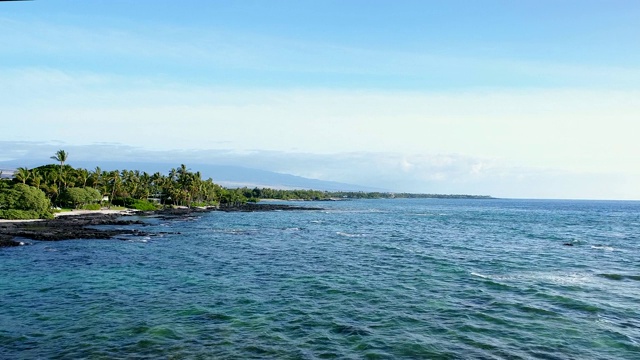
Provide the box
[1,199,639,359]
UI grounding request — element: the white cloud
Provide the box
[1,69,638,177]
[1,141,638,200]
[2,10,639,200]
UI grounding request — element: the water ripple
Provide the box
[1,199,639,358]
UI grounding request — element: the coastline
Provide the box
[54,209,139,217]
[0,208,138,224]
[0,203,322,247]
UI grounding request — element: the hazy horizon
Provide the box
[2,1,639,200]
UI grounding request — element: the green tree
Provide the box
[59,187,102,208]
[31,173,43,190]
[89,166,102,189]
[0,183,52,219]
[14,167,31,184]
[76,168,90,188]
[50,149,69,168]
[107,170,121,206]
[50,149,69,190]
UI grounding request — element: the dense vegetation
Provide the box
[0,149,490,219]
[237,188,492,201]
[0,150,252,219]
[0,182,54,219]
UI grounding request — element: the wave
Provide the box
[471,272,489,279]
[212,229,259,235]
[591,245,615,251]
[336,231,366,238]
[470,271,594,286]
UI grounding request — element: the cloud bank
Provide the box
[1,142,637,200]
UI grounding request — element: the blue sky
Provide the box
[1,1,639,199]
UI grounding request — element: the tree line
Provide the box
[238,188,492,201]
[1,150,253,219]
[1,149,491,220]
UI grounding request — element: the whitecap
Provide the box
[471,272,490,279]
[336,231,365,238]
[471,271,593,285]
[591,245,615,251]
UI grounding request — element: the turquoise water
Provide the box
[1,199,639,359]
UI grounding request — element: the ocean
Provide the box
[1,199,639,359]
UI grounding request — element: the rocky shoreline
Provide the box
[0,203,322,247]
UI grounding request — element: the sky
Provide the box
[1,1,639,199]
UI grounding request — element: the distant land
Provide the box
[0,153,493,223]
[0,160,387,192]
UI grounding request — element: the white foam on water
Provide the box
[471,271,594,286]
[591,245,615,251]
[471,272,490,279]
[535,273,594,285]
[336,231,366,238]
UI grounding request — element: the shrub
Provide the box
[59,187,102,208]
[0,184,53,219]
[40,211,54,219]
[0,209,46,220]
[128,199,159,211]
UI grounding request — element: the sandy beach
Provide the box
[54,209,139,217]
[0,208,137,223]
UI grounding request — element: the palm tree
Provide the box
[89,166,102,189]
[138,171,151,200]
[50,149,68,169]
[43,170,60,203]
[107,170,121,206]
[32,173,43,190]
[76,168,89,188]
[15,167,31,184]
[122,169,140,199]
[50,150,69,190]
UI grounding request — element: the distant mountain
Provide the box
[0,169,13,179]
[0,160,386,192]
